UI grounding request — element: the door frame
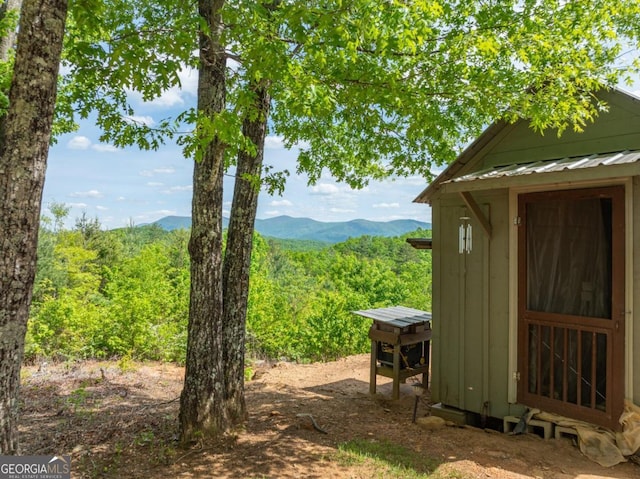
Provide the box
[516,185,626,430]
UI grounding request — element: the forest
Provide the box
[27,207,432,366]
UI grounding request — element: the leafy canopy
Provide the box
[58,0,640,187]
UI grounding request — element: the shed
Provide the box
[414,88,640,431]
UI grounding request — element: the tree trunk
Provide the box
[0,0,67,454]
[178,0,229,443]
[0,0,22,61]
[222,85,271,425]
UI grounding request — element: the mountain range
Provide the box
[151,215,431,243]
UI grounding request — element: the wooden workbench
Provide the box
[353,306,432,400]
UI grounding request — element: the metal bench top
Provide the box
[352,306,432,328]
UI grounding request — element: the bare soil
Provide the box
[19,354,640,478]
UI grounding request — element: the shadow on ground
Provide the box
[18,359,640,479]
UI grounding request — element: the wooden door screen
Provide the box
[517,186,625,430]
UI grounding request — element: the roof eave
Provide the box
[439,160,640,195]
[413,120,511,204]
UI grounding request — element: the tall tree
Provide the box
[0,0,68,454]
[222,83,270,423]
[55,0,640,443]
[178,0,229,439]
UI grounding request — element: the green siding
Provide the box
[461,206,486,413]
[431,191,516,419]
[481,91,640,169]
[431,203,463,407]
[483,190,512,419]
[634,177,640,406]
[431,198,489,415]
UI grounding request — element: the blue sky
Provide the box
[42,66,433,230]
[43,63,640,230]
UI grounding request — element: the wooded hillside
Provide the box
[28,210,432,364]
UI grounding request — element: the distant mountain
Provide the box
[151,215,430,243]
[150,216,196,231]
[151,215,231,231]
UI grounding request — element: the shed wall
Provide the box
[431,189,520,419]
[634,177,640,405]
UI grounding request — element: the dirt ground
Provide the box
[18,354,640,478]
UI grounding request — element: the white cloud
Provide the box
[394,175,428,187]
[373,202,400,209]
[140,166,176,177]
[164,185,192,193]
[67,136,119,153]
[269,199,292,207]
[135,209,176,222]
[177,67,198,96]
[92,143,119,153]
[59,63,72,76]
[255,134,308,151]
[70,189,103,198]
[68,136,91,150]
[265,136,285,149]
[147,182,164,187]
[153,209,175,216]
[142,66,198,108]
[151,90,184,107]
[227,57,241,72]
[330,207,356,214]
[125,115,156,127]
[310,183,340,195]
[96,205,108,211]
[68,202,88,208]
[265,210,282,216]
[128,66,198,108]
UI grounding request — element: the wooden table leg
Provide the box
[421,341,430,390]
[392,344,401,400]
[370,340,378,395]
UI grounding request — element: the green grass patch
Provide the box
[337,438,465,479]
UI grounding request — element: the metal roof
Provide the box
[352,306,432,327]
[448,150,640,185]
[414,88,640,204]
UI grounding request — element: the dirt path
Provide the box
[19,355,640,478]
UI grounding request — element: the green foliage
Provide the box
[266,237,329,252]
[28,209,432,364]
[57,0,640,188]
[297,291,371,361]
[27,214,190,362]
[245,230,432,362]
[60,0,198,149]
